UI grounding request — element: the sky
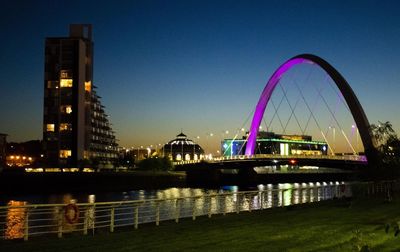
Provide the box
[0,0,399,153]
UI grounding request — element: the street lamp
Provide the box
[351,125,359,154]
[328,126,336,155]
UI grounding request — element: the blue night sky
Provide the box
[1,0,399,153]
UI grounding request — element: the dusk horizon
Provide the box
[1,0,400,154]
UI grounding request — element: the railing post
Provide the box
[58,206,63,238]
[110,207,115,232]
[175,199,180,223]
[223,195,227,215]
[83,206,88,235]
[156,203,160,226]
[24,208,29,241]
[208,196,212,218]
[236,193,240,214]
[192,198,196,220]
[281,189,285,207]
[248,195,252,212]
[134,206,139,229]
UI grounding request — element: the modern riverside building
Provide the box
[163,132,204,161]
[221,131,328,157]
[43,24,118,168]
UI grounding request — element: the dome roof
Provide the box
[166,132,199,146]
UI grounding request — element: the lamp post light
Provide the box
[170,142,175,160]
[328,126,336,155]
[146,147,151,158]
[351,125,359,155]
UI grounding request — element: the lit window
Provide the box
[85,81,91,92]
[61,105,72,114]
[59,150,72,158]
[176,154,182,161]
[60,79,73,87]
[60,123,72,131]
[46,124,55,132]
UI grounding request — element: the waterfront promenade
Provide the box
[2,196,399,251]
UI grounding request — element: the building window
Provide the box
[47,81,59,88]
[60,70,72,79]
[176,154,182,161]
[185,154,190,161]
[85,81,91,92]
[59,150,72,158]
[60,105,72,114]
[46,124,55,132]
[60,79,73,87]
[60,123,72,131]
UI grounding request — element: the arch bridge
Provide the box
[177,54,377,170]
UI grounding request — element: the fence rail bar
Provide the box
[2,181,394,242]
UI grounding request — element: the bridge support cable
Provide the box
[291,72,340,153]
[286,70,336,155]
[314,75,357,154]
[265,95,286,133]
[291,70,356,155]
[277,80,305,135]
[224,108,255,156]
[323,73,360,153]
[263,67,299,134]
[290,65,318,136]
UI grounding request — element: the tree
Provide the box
[368,121,400,178]
[137,156,173,171]
[370,121,397,151]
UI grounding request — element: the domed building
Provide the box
[163,133,204,161]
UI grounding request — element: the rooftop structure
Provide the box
[162,132,204,161]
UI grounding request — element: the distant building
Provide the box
[163,133,204,161]
[43,24,118,168]
[221,131,328,157]
[6,140,43,167]
[0,133,7,168]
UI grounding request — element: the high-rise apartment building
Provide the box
[43,24,118,168]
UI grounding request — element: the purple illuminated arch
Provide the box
[244,54,377,162]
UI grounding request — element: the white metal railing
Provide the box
[173,154,367,166]
[0,183,353,241]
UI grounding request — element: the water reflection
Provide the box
[5,200,27,239]
[2,181,349,239]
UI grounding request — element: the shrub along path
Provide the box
[1,198,400,251]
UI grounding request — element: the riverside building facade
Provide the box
[163,133,204,161]
[221,131,328,157]
[43,24,118,168]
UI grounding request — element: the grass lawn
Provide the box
[1,197,400,251]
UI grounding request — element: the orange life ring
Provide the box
[65,204,79,224]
